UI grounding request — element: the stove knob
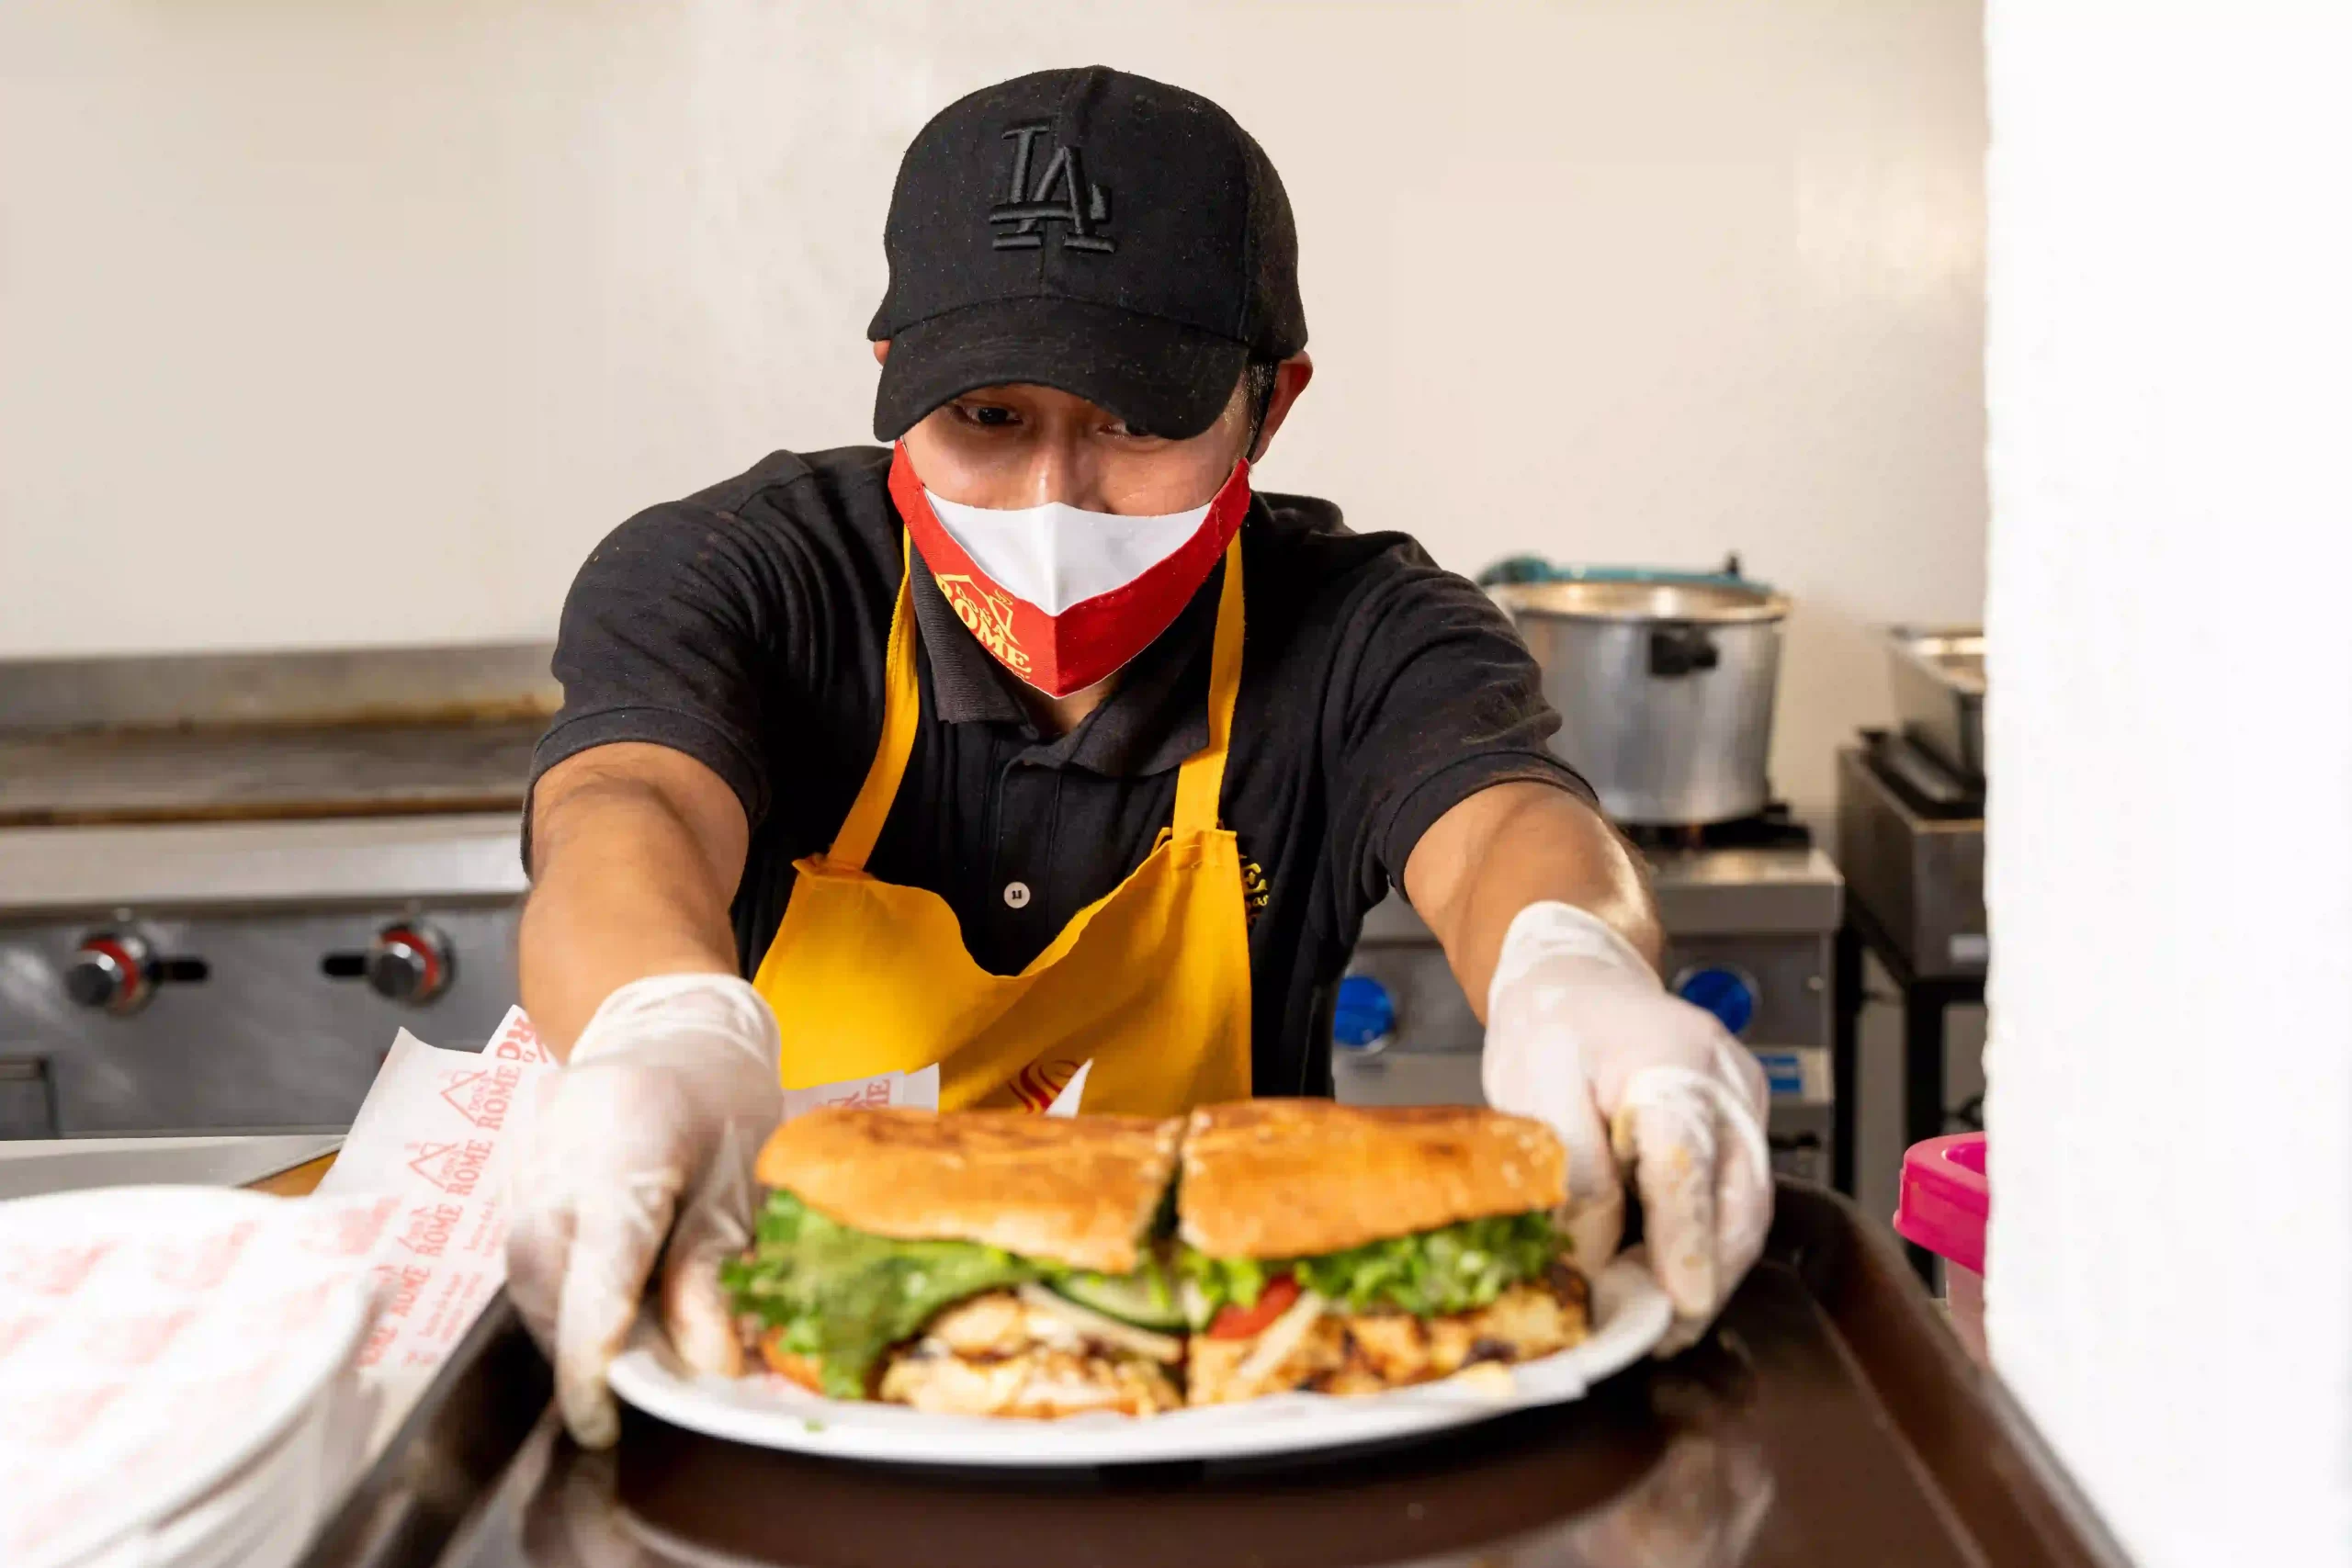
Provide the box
[1332,975,1396,1055]
[66,932,155,1015]
[367,922,454,1004]
[1673,964,1758,1038]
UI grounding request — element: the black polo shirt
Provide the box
[530,445,1589,1096]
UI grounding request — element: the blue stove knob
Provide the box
[1332,975,1396,1055]
[1673,965,1758,1038]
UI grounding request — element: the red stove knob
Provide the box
[66,932,154,1014]
[366,922,454,1004]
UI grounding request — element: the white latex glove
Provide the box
[505,973,782,1448]
[1482,901,1773,1355]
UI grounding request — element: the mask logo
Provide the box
[991,123,1114,254]
[933,571,1033,676]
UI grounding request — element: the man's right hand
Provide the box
[506,972,782,1449]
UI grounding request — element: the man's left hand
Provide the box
[1481,900,1774,1354]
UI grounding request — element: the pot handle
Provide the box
[1648,625,1721,678]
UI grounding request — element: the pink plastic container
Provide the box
[1892,1132,1989,1365]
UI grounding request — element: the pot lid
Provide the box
[1480,555,1790,626]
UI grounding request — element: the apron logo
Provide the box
[991,123,1114,254]
[1008,1056,1081,1111]
[1153,826,1271,929]
[1239,852,1271,928]
[934,571,1034,675]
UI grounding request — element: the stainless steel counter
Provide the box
[0,1131,342,1201]
[0,812,527,914]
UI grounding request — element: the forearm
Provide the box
[1403,782,1662,1023]
[520,748,749,1057]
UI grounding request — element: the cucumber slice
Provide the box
[1050,1268,1188,1331]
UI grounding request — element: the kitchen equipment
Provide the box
[1836,733,1985,983]
[1831,731,1987,1258]
[0,646,548,1136]
[291,1184,2132,1568]
[1334,810,1843,1189]
[1486,561,1792,826]
[1886,626,1985,783]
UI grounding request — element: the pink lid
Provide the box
[1891,1133,1988,1275]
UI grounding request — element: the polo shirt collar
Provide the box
[909,554,1223,780]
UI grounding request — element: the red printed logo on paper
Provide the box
[820,1077,895,1111]
[33,1382,125,1447]
[174,1359,277,1417]
[148,1221,256,1291]
[299,1195,399,1258]
[373,1260,434,1322]
[436,1062,525,1131]
[84,1306,195,1368]
[394,1201,465,1260]
[356,1318,399,1369]
[266,1277,348,1333]
[489,1010,549,1063]
[0,1314,47,1363]
[2,1240,117,1298]
[404,1138,495,1197]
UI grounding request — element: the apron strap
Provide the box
[827,537,922,871]
[1172,536,1246,836]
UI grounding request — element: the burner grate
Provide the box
[1620,802,1814,852]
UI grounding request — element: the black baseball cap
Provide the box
[868,66,1306,443]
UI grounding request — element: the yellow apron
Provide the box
[750,532,1254,1116]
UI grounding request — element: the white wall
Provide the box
[0,0,1984,823]
[1984,4,2352,1563]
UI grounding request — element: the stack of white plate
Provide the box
[0,1186,378,1568]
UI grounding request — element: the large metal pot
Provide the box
[1491,575,1792,826]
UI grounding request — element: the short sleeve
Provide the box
[1322,554,1596,906]
[527,491,831,843]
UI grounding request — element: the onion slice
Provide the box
[1017,1284,1185,1363]
[1231,1287,1329,1389]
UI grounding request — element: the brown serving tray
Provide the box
[299,1183,2129,1568]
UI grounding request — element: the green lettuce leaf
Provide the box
[1177,1210,1565,1325]
[719,1190,1040,1400]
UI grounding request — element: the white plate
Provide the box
[0,1186,375,1568]
[609,1258,1669,1467]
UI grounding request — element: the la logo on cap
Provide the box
[990,124,1114,254]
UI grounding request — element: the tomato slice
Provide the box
[1206,1274,1301,1339]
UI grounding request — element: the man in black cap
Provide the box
[507,67,1771,1446]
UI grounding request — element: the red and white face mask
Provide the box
[888,443,1251,698]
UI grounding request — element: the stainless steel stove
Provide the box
[1331,818,1845,1186]
[0,647,548,1137]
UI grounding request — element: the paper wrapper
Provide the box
[0,1189,384,1568]
[780,1062,940,1121]
[313,1005,558,1452]
[778,1058,1091,1119]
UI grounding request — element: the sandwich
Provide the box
[718,1100,1588,1417]
[719,1106,1191,1417]
[1175,1100,1587,1405]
